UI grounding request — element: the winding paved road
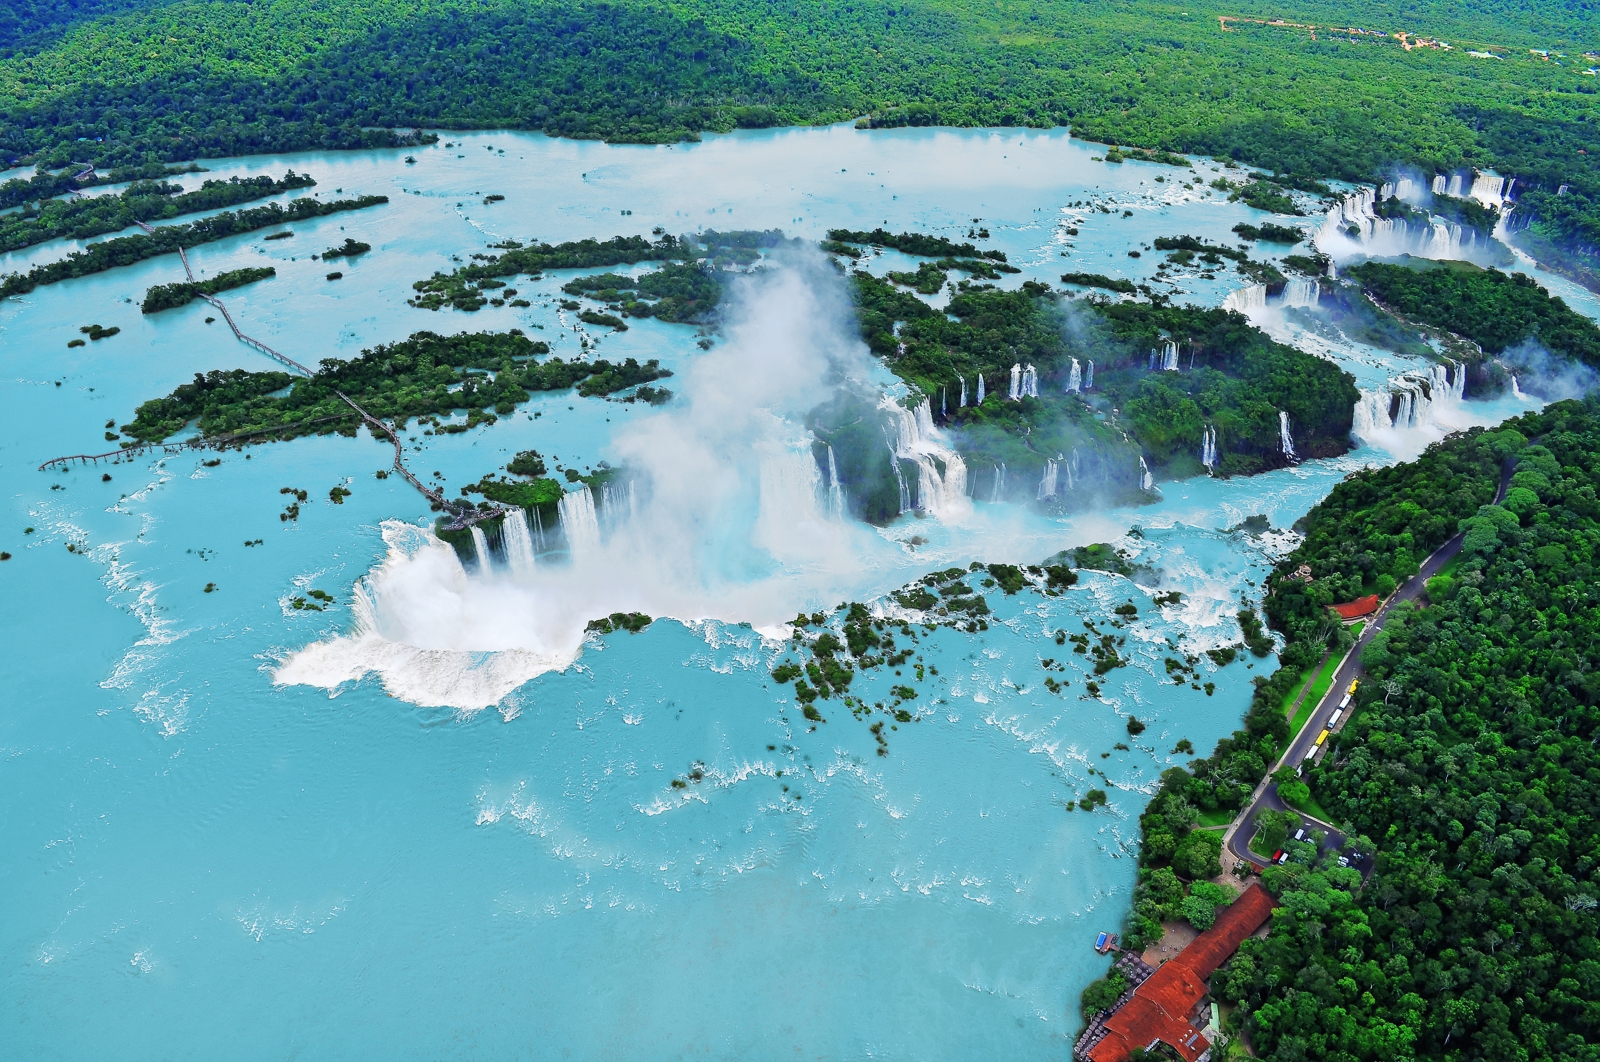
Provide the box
[1221,457,1515,870]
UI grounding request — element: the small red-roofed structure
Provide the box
[1077,883,1277,1062]
[1331,594,1380,620]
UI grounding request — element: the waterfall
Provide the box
[502,509,538,576]
[1037,458,1060,500]
[940,387,946,418]
[1469,173,1506,207]
[884,430,911,514]
[1314,186,1478,262]
[558,485,600,559]
[1446,174,1465,197]
[1022,364,1038,397]
[1223,285,1268,314]
[958,374,967,408]
[826,444,846,519]
[1161,340,1179,371]
[1201,426,1218,472]
[758,443,827,536]
[976,374,985,404]
[1139,456,1154,491]
[990,462,1007,503]
[1423,219,1474,259]
[1512,375,1525,399]
[1352,391,1390,439]
[1278,411,1296,460]
[530,504,546,550]
[469,526,493,573]
[1084,360,1094,390]
[885,398,970,517]
[601,480,636,533]
[1065,358,1081,394]
[1279,278,1319,308]
[1008,363,1022,400]
[1431,174,1447,195]
[1069,448,1081,490]
[1352,361,1467,441]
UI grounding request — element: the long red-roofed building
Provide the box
[1077,882,1277,1062]
[1331,594,1381,620]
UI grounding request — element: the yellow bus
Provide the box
[1314,728,1330,748]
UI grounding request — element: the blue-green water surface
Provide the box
[0,126,1568,1060]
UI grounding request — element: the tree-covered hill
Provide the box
[1,0,1594,223]
[1100,396,1600,1060]
[2,1,1597,281]
[1347,260,1600,371]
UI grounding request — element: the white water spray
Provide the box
[558,485,601,559]
[1065,358,1081,394]
[886,398,971,517]
[1315,185,1484,264]
[1223,285,1268,315]
[1280,278,1319,308]
[502,509,538,576]
[1161,340,1179,371]
[1037,458,1060,500]
[1084,360,1094,390]
[826,444,846,519]
[1353,362,1469,443]
[470,526,493,573]
[279,260,899,709]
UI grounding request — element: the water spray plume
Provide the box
[278,257,899,708]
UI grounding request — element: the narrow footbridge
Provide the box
[42,226,504,531]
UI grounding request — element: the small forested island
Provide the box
[118,328,672,446]
[121,330,541,443]
[1086,396,1600,1060]
[0,193,387,297]
[0,171,315,253]
[319,237,371,260]
[142,267,277,313]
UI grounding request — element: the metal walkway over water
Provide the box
[41,224,504,532]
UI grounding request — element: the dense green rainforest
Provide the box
[1085,397,1600,1060]
[0,0,1597,279]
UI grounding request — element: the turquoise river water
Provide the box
[0,125,1585,1060]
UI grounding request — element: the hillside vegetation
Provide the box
[0,0,1596,277]
[1098,397,1600,1059]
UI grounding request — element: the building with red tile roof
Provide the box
[1077,883,1277,1062]
[1331,594,1380,620]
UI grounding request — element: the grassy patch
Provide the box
[1282,788,1336,824]
[1287,652,1343,742]
[1196,807,1235,828]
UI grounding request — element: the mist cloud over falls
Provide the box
[276,257,911,709]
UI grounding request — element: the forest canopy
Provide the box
[1106,396,1600,1061]
[0,0,1597,278]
